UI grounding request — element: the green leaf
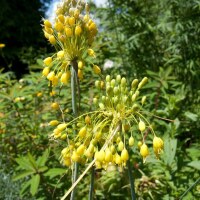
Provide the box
[188,161,200,170]
[184,111,198,122]
[36,59,44,67]
[37,149,49,167]
[20,179,32,196]
[15,157,35,171]
[30,174,40,196]
[0,92,11,100]
[44,168,66,178]
[164,138,177,166]
[27,153,37,169]
[38,166,48,173]
[12,170,35,181]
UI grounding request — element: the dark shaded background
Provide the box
[0,0,51,78]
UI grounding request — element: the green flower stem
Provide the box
[127,159,136,200]
[179,177,200,199]
[89,166,95,200]
[71,61,78,116]
[70,61,79,200]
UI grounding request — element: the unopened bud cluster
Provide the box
[49,75,164,170]
[42,0,101,87]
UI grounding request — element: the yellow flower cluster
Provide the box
[49,75,164,170]
[42,0,100,87]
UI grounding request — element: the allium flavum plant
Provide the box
[42,0,100,87]
[49,75,164,170]
[41,0,164,199]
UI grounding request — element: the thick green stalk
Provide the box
[127,159,136,200]
[70,61,79,200]
[89,166,95,200]
[71,61,78,116]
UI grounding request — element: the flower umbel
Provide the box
[49,75,164,170]
[42,0,100,87]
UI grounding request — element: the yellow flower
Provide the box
[153,136,164,158]
[138,120,146,132]
[93,65,101,75]
[140,143,149,163]
[43,57,52,66]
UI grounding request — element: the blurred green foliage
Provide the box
[0,0,200,199]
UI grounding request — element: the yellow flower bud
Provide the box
[65,16,70,24]
[52,75,59,86]
[131,79,139,90]
[61,147,68,155]
[58,14,65,23]
[78,126,87,138]
[138,77,148,89]
[51,102,59,110]
[44,19,52,28]
[68,17,75,26]
[153,136,163,149]
[61,71,70,84]
[88,49,95,57]
[138,141,143,149]
[78,61,84,69]
[57,123,67,131]
[49,120,59,126]
[50,90,56,96]
[43,57,52,66]
[121,148,129,161]
[61,134,67,140]
[89,22,97,31]
[75,25,82,36]
[85,148,93,158]
[44,27,53,34]
[129,136,134,146]
[37,92,42,97]
[65,27,73,37]
[93,65,101,74]
[95,150,105,162]
[54,21,64,32]
[71,151,80,162]
[140,143,149,163]
[85,115,91,125]
[77,144,86,155]
[105,149,112,162]
[118,141,124,151]
[115,153,122,165]
[49,35,56,45]
[47,71,55,81]
[44,31,49,39]
[83,14,90,22]
[78,69,83,80]
[141,96,147,105]
[139,120,146,132]
[58,33,65,42]
[153,136,164,158]
[63,158,71,166]
[74,9,80,18]
[42,67,50,76]
[88,143,94,153]
[57,50,64,59]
